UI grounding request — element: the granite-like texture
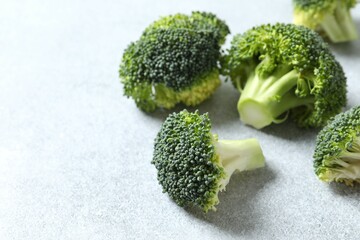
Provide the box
[0,1,360,239]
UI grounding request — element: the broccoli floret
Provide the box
[120,12,230,112]
[223,23,346,129]
[152,110,265,212]
[314,106,360,185]
[293,0,358,43]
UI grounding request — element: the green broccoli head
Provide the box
[152,110,265,212]
[120,12,230,112]
[224,23,346,129]
[293,0,358,42]
[314,106,360,186]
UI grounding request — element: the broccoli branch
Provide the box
[322,137,360,184]
[237,62,314,129]
[319,2,358,42]
[326,161,360,185]
[213,138,265,190]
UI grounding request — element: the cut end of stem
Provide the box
[238,99,274,129]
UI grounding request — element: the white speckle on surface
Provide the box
[0,0,360,239]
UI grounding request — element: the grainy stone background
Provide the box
[0,1,359,239]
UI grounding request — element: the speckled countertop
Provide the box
[1,0,360,239]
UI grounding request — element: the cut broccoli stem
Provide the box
[213,138,265,190]
[238,64,314,129]
[320,3,358,43]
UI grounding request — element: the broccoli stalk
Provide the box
[214,138,265,189]
[319,1,358,42]
[236,62,314,129]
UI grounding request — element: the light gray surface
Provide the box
[1,0,360,239]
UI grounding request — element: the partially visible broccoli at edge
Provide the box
[314,106,360,186]
[152,110,265,212]
[119,12,230,112]
[293,0,358,43]
[223,23,347,129]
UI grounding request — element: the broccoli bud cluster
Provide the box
[120,12,230,112]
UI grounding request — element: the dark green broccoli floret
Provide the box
[152,110,265,212]
[293,0,358,42]
[223,23,346,129]
[314,106,360,185]
[120,12,230,112]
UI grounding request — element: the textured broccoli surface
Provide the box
[224,23,346,129]
[293,0,358,42]
[120,12,230,112]
[152,110,265,212]
[314,106,360,185]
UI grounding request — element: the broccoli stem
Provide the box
[339,137,360,161]
[349,137,360,152]
[214,138,265,190]
[238,64,314,129]
[324,137,360,183]
[330,159,360,184]
[319,3,358,43]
